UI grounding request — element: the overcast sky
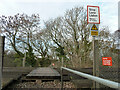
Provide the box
[0,0,119,33]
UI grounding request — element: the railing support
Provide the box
[61,67,63,90]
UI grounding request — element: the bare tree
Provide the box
[45,7,92,68]
[0,13,40,67]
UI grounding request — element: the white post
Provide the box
[118,1,120,30]
[118,2,120,90]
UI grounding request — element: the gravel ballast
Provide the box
[8,80,75,89]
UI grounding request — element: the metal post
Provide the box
[118,2,120,90]
[95,40,99,88]
[61,67,63,90]
[61,57,63,90]
[93,37,96,89]
[23,52,26,67]
[0,36,5,90]
[93,37,99,89]
[118,1,120,30]
[62,57,63,67]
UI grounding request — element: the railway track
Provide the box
[3,67,75,90]
[2,67,119,90]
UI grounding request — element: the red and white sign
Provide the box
[102,57,112,66]
[87,5,100,24]
[52,63,55,66]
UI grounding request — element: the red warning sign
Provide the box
[102,57,112,66]
[52,63,55,66]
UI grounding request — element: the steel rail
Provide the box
[61,67,119,89]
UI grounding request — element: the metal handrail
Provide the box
[61,67,119,89]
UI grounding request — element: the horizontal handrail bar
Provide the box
[61,67,119,89]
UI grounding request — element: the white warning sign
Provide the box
[87,5,100,24]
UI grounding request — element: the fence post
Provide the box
[0,36,5,89]
[118,2,120,90]
[61,67,63,90]
[23,52,26,67]
[93,38,100,89]
[61,57,63,90]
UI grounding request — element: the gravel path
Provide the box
[10,80,75,88]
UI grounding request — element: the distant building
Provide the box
[114,30,120,49]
